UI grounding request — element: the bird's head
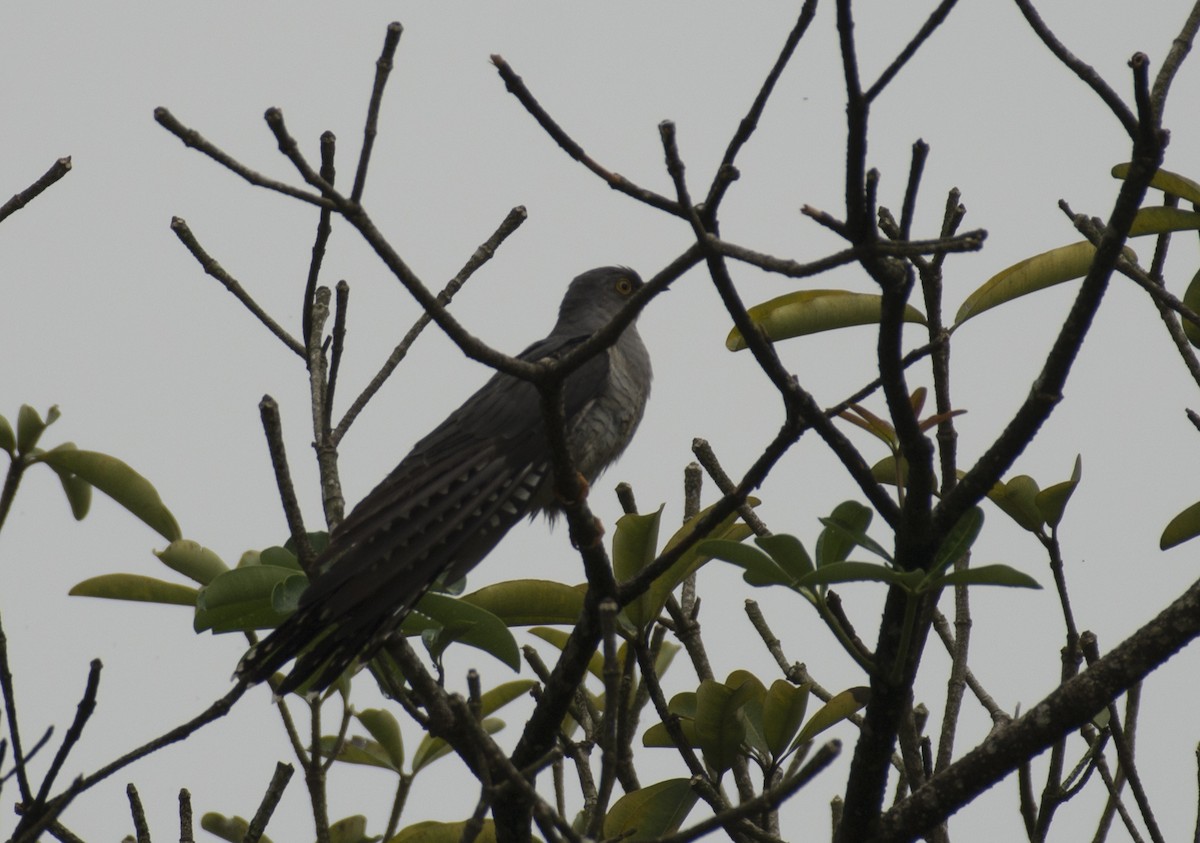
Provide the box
[556,266,644,331]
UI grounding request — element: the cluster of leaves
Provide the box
[643,670,866,782]
[0,404,180,542]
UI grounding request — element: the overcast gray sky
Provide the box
[3,3,1200,840]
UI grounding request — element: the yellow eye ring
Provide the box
[615,277,634,295]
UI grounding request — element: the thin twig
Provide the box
[332,206,527,444]
[705,0,819,212]
[33,660,101,807]
[930,611,1009,725]
[325,280,350,437]
[0,607,33,802]
[170,218,306,357]
[155,108,331,208]
[1150,0,1200,117]
[179,788,194,843]
[1066,205,1200,391]
[302,132,337,354]
[866,0,961,102]
[1081,634,1163,843]
[259,396,314,573]
[305,696,332,843]
[127,784,150,843]
[743,601,804,686]
[11,788,78,843]
[586,601,621,840]
[1010,0,1137,136]
[489,55,680,215]
[351,22,403,204]
[383,773,412,841]
[264,108,337,197]
[707,229,985,281]
[245,762,294,843]
[1091,743,1147,843]
[691,440,769,536]
[0,157,72,224]
[680,462,703,616]
[69,683,248,801]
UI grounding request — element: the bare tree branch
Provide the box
[0,157,72,224]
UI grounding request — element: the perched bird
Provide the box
[237,266,652,693]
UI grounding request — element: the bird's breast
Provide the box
[566,333,652,482]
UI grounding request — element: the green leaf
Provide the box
[154,539,229,585]
[1128,206,1200,236]
[929,507,984,578]
[755,533,814,581]
[390,820,497,843]
[795,686,870,746]
[840,403,897,447]
[643,690,699,748]
[643,691,700,749]
[285,530,330,558]
[411,718,504,773]
[1035,455,1082,529]
[401,592,520,670]
[1182,268,1200,348]
[16,404,55,455]
[954,241,1136,327]
[700,538,792,587]
[794,560,909,590]
[935,564,1041,589]
[643,718,698,749]
[194,565,308,632]
[762,679,810,758]
[603,778,698,841]
[55,469,92,520]
[357,708,405,770]
[69,573,198,606]
[0,414,15,455]
[725,670,769,758]
[668,691,697,719]
[272,574,307,615]
[871,454,909,488]
[476,679,538,715]
[35,446,181,541]
[988,475,1044,532]
[200,814,268,843]
[329,815,376,843]
[727,290,926,351]
[460,579,585,626]
[694,679,746,776]
[257,545,303,571]
[613,506,665,629]
[1113,162,1200,205]
[818,516,892,563]
[318,735,400,771]
[1162,499,1200,549]
[815,501,874,566]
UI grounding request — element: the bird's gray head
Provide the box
[555,266,644,332]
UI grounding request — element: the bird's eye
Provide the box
[615,277,634,296]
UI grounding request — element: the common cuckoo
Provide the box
[237,266,652,692]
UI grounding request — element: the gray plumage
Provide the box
[236,266,651,692]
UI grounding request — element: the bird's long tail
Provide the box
[234,605,336,692]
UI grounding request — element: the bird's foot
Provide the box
[556,471,591,507]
